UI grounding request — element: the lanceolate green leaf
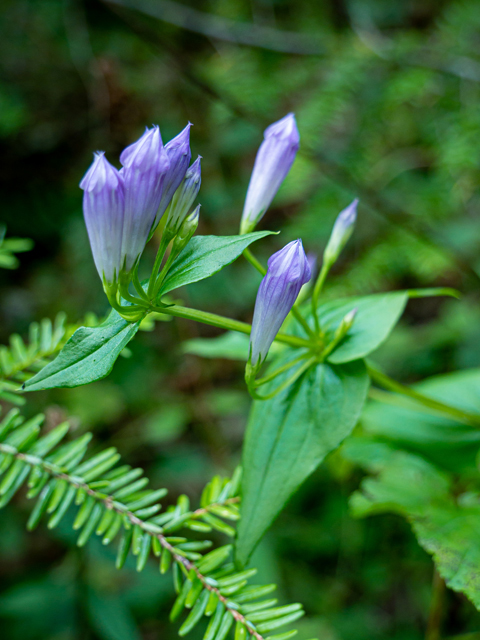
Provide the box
[344,440,480,611]
[159,232,273,295]
[314,292,408,364]
[236,356,369,566]
[23,310,140,392]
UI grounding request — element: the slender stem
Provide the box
[0,443,265,640]
[291,307,317,339]
[311,262,330,333]
[152,248,178,302]
[243,247,317,340]
[159,304,312,349]
[425,570,445,640]
[249,357,316,400]
[255,353,310,386]
[132,265,149,301]
[243,248,267,275]
[367,364,480,428]
[118,283,147,308]
[106,296,146,322]
[148,234,171,299]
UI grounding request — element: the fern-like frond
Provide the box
[0,409,306,640]
[0,313,74,404]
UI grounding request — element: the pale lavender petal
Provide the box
[120,125,170,270]
[153,123,193,229]
[80,152,124,284]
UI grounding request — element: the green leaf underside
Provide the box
[159,232,273,296]
[363,368,480,472]
[344,440,480,611]
[314,292,408,364]
[236,356,370,566]
[23,310,140,392]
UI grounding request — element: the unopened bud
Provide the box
[337,307,357,337]
[323,199,358,267]
[240,114,300,235]
[171,205,200,256]
[249,239,311,367]
[165,156,201,237]
[152,123,192,232]
[120,125,170,272]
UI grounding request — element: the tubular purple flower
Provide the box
[240,113,300,235]
[120,125,170,271]
[153,123,192,231]
[165,156,202,236]
[249,239,311,367]
[323,199,358,266]
[80,152,125,285]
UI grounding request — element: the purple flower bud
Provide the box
[250,239,311,367]
[240,113,300,235]
[153,123,192,231]
[120,126,170,271]
[80,152,125,285]
[324,199,358,266]
[165,156,202,236]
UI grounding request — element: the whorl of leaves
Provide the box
[0,408,307,640]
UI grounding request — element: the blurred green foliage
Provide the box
[1,0,480,638]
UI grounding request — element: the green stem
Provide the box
[255,353,310,386]
[243,247,317,340]
[249,357,316,400]
[311,262,330,334]
[147,233,171,299]
[151,248,178,302]
[105,287,146,322]
[425,570,445,640]
[367,364,480,428]
[132,265,149,301]
[243,248,267,275]
[159,305,312,349]
[119,283,147,308]
[291,307,317,340]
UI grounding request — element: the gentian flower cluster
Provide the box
[79,111,358,399]
[80,123,195,289]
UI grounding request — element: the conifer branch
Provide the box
[0,410,305,640]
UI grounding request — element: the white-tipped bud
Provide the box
[323,199,358,267]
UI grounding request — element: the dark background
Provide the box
[1,0,480,638]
